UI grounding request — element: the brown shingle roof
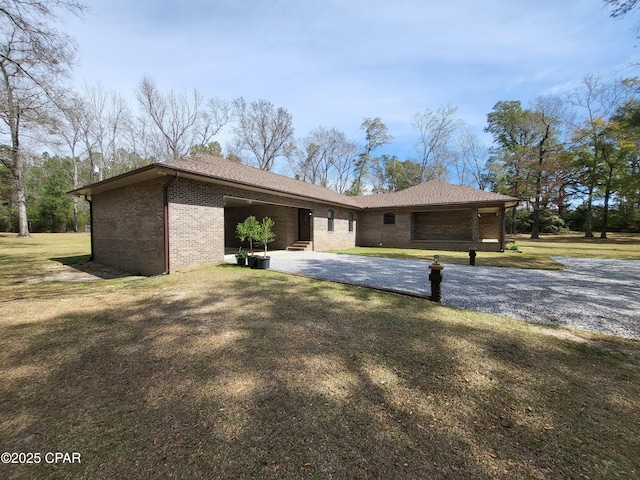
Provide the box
[162,155,362,208]
[356,180,518,209]
[70,155,518,209]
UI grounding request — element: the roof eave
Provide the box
[69,163,362,209]
[68,161,518,210]
[67,164,160,196]
[158,165,362,209]
[362,199,519,210]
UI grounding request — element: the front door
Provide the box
[298,208,311,241]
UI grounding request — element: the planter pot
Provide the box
[254,256,271,269]
[236,256,247,266]
[247,255,258,269]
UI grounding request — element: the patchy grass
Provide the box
[514,232,640,261]
[331,246,565,269]
[332,232,640,270]
[1,233,639,479]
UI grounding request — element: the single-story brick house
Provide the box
[70,155,518,275]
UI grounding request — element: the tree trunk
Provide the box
[15,167,29,237]
[531,208,540,239]
[2,61,29,237]
[585,187,594,238]
[10,131,29,238]
[600,161,615,239]
[73,196,78,232]
[531,172,542,239]
[600,187,611,239]
[72,156,79,232]
[557,186,566,218]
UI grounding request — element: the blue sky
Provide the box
[66,0,638,162]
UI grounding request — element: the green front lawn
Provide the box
[332,232,640,269]
[0,233,639,479]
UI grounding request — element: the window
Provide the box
[383,212,395,225]
[348,212,353,232]
[328,209,334,232]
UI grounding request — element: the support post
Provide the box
[469,248,477,266]
[428,262,444,302]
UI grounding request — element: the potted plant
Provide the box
[254,217,276,269]
[236,215,261,268]
[234,248,248,266]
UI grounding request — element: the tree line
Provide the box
[1,0,639,239]
[486,77,639,238]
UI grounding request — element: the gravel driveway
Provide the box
[240,251,640,341]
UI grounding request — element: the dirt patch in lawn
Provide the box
[26,261,138,283]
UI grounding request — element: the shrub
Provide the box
[539,211,568,233]
[236,216,261,254]
[507,208,569,234]
[255,217,276,256]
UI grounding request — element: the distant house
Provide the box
[69,155,518,275]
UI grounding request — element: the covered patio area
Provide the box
[223,195,312,252]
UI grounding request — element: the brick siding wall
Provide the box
[167,178,224,271]
[479,213,500,240]
[312,206,356,251]
[358,207,504,252]
[413,210,472,241]
[92,177,166,275]
[91,174,506,275]
[356,209,410,247]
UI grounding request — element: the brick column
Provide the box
[499,206,506,251]
[471,208,479,247]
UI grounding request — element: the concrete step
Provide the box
[287,241,312,251]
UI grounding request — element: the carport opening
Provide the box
[223,196,311,253]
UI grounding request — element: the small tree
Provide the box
[256,217,276,257]
[236,215,260,255]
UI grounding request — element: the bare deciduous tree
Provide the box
[569,75,629,237]
[82,82,134,180]
[0,0,84,236]
[529,96,565,239]
[604,0,640,17]
[348,117,392,195]
[231,97,294,171]
[455,126,490,189]
[136,76,229,161]
[52,92,85,231]
[287,126,357,192]
[412,105,462,182]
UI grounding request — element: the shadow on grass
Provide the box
[50,254,91,265]
[49,256,135,280]
[523,235,640,245]
[0,265,638,479]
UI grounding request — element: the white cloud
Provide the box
[67,0,638,154]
